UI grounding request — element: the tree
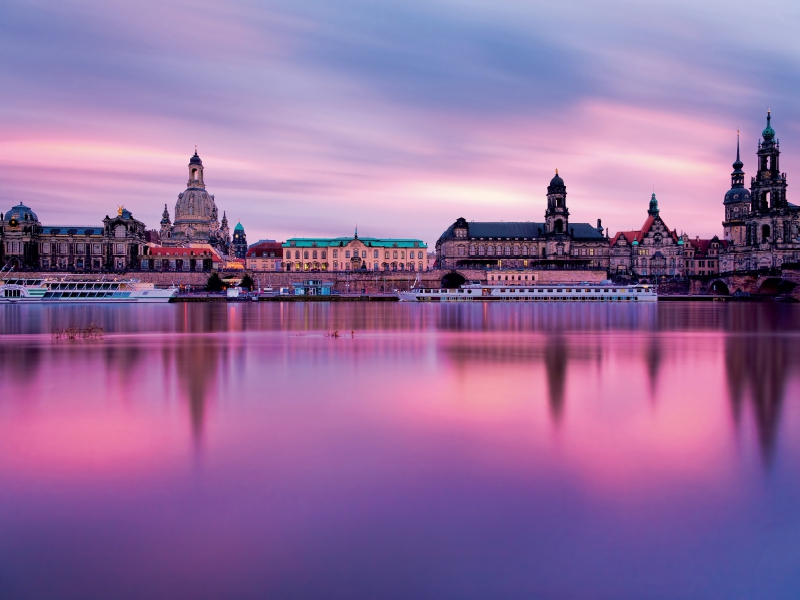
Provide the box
[241,273,255,291]
[206,272,224,292]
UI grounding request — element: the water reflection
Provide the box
[1,303,800,599]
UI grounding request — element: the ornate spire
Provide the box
[762,108,775,141]
[648,192,659,217]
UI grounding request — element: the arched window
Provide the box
[393,251,398,259]
[478,245,485,255]
[522,245,528,255]
[487,246,494,256]
[312,250,318,259]
[469,246,476,255]
[304,251,309,259]
[762,224,771,242]
[513,245,520,255]
[295,251,300,260]
[458,246,465,256]
[504,245,511,256]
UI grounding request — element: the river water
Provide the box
[1,302,799,599]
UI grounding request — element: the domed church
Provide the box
[160,151,231,254]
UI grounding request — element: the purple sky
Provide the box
[1,0,798,245]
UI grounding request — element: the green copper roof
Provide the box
[234,221,244,231]
[284,236,426,249]
[762,110,775,140]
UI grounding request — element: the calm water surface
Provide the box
[1,302,799,599]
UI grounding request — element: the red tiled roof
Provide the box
[246,242,284,258]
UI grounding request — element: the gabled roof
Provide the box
[688,236,727,256]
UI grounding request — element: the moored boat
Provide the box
[396,282,656,302]
[0,275,176,303]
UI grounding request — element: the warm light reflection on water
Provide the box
[1,303,799,599]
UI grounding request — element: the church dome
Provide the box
[189,151,203,165]
[175,188,216,221]
[549,171,564,187]
[724,187,751,205]
[234,221,244,232]
[5,202,38,223]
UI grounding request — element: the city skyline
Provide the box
[1,0,798,247]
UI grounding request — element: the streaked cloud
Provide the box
[1,0,798,242]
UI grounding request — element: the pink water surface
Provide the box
[1,302,799,599]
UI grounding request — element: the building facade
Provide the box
[436,172,609,271]
[246,240,283,271]
[720,112,800,272]
[282,231,427,272]
[160,151,231,254]
[1,203,147,271]
[609,193,688,278]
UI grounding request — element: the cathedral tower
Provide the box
[751,110,787,214]
[722,133,751,245]
[545,170,569,235]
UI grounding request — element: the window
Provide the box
[333,261,339,270]
[374,250,379,259]
[589,248,594,256]
[312,250,318,259]
[304,251,309,259]
[522,245,528,255]
[362,251,367,258]
[345,250,351,258]
[469,246,476,255]
[321,251,326,259]
[487,246,495,256]
[504,245,511,256]
[385,251,390,259]
[458,246,465,256]
[400,251,405,259]
[42,243,50,254]
[58,243,68,254]
[393,251,398,259]
[333,249,338,258]
[114,225,126,238]
[295,251,300,259]
[76,243,85,253]
[479,245,486,255]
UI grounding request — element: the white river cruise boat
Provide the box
[396,282,657,302]
[0,275,176,303]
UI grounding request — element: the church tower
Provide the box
[545,170,569,235]
[722,133,751,245]
[751,110,787,214]
[648,192,660,217]
[160,204,172,241]
[188,150,205,190]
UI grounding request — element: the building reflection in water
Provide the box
[725,332,792,466]
[544,337,568,423]
[161,336,226,451]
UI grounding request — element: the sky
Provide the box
[1,0,799,246]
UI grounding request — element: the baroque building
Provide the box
[160,151,231,254]
[1,203,147,271]
[283,230,427,272]
[246,240,283,271]
[720,111,800,272]
[436,172,609,270]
